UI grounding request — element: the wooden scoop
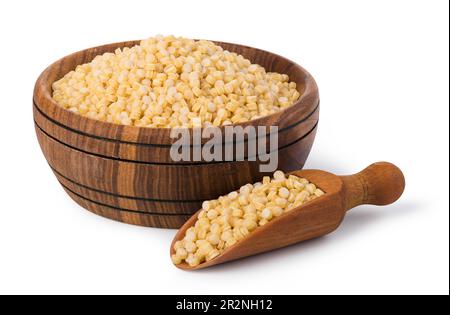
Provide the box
[171,162,405,270]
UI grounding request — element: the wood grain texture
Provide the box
[33,101,319,163]
[36,123,316,200]
[171,162,405,269]
[35,123,316,228]
[63,186,192,228]
[33,39,320,228]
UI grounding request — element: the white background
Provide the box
[0,0,448,295]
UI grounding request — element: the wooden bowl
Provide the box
[33,39,320,229]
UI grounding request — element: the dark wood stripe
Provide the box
[59,181,194,217]
[50,165,204,203]
[35,120,319,166]
[33,100,319,147]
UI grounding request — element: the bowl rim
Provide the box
[33,39,319,145]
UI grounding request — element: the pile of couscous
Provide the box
[172,170,325,267]
[52,35,301,128]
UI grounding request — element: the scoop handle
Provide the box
[340,162,405,211]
